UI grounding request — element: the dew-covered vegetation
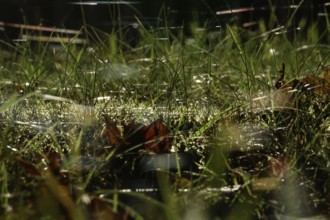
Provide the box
[1,2,330,219]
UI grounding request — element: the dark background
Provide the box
[0,0,328,39]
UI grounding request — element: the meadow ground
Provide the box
[1,7,330,219]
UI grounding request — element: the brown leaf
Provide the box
[89,197,128,220]
[15,157,41,177]
[102,115,172,154]
[102,115,122,146]
[47,152,62,176]
[144,119,171,153]
[275,64,330,104]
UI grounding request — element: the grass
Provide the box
[1,3,330,219]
